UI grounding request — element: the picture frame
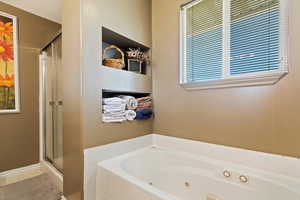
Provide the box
[128,59,142,74]
[0,11,20,113]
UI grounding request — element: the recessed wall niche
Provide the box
[102,26,151,75]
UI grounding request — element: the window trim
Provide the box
[179,0,289,90]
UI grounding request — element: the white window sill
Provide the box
[181,71,288,90]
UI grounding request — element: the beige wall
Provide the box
[81,0,152,149]
[63,0,300,198]
[62,0,152,199]
[152,0,300,158]
[62,0,84,199]
[0,2,61,172]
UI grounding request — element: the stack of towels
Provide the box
[102,97,126,123]
[102,95,153,122]
[135,96,153,120]
[102,96,138,123]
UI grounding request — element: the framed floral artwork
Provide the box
[0,11,20,113]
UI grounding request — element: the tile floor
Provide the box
[0,174,61,200]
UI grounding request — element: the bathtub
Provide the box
[96,146,300,200]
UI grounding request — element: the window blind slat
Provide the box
[230,0,280,75]
[185,0,223,82]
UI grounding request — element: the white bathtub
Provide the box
[96,146,300,200]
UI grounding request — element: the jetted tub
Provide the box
[96,146,300,200]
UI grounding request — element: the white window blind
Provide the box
[180,0,288,90]
[185,0,223,82]
[230,0,280,75]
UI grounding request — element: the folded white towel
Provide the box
[102,96,138,123]
[119,96,138,110]
[103,104,126,113]
[102,114,126,123]
[103,97,126,105]
[103,110,125,114]
[103,112,125,117]
[125,110,136,121]
[102,118,126,123]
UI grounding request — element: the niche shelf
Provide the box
[101,26,152,94]
[102,26,150,53]
[100,66,152,93]
[102,89,151,98]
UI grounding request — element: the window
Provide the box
[180,0,288,90]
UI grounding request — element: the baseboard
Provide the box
[0,163,42,186]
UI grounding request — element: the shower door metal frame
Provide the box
[39,32,63,174]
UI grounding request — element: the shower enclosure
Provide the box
[41,34,63,172]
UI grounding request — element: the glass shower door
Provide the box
[43,35,63,172]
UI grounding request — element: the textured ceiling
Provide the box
[0,0,61,23]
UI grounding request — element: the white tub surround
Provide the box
[94,134,300,200]
[84,135,153,200]
[61,196,67,200]
[152,135,300,179]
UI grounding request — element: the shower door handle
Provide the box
[57,100,63,106]
[49,101,63,106]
